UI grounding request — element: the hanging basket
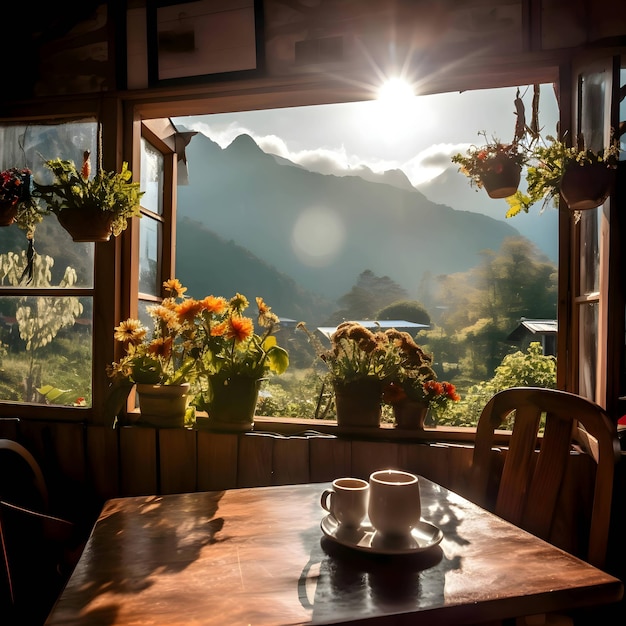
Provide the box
[0,200,18,227]
[480,157,522,199]
[56,205,115,242]
[560,162,615,211]
[333,378,382,428]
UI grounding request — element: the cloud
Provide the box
[182,118,466,188]
[401,143,470,185]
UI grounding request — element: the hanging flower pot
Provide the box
[56,205,116,242]
[560,162,615,211]
[480,156,522,199]
[333,378,382,428]
[452,137,526,200]
[0,199,18,226]
[34,152,143,243]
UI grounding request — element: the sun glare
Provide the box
[377,77,415,103]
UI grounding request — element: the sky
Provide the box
[173,83,559,189]
[171,81,561,260]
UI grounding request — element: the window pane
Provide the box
[578,69,606,152]
[141,138,164,216]
[139,216,161,296]
[578,301,598,399]
[0,295,92,406]
[0,122,97,289]
[579,207,600,295]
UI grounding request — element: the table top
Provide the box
[45,478,623,626]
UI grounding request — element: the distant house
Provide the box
[316,320,430,340]
[507,319,557,356]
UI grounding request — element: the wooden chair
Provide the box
[468,387,621,571]
[0,439,84,625]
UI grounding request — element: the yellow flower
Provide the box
[114,319,147,345]
[163,278,187,298]
[229,293,249,314]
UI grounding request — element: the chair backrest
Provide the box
[469,387,621,570]
[0,439,49,512]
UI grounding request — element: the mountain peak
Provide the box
[226,133,264,155]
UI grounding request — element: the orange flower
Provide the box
[201,295,227,314]
[148,336,173,359]
[80,151,91,180]
[177,298,204,322]
[227,316,254,343]
[210,321,228,337]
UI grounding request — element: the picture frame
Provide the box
[147,0,264,86]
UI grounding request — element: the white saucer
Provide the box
[320,515,443,555]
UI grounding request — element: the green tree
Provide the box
[376,300,431,326]
[432,237,557,381]
[330,270,408,323]
[0,250,83,402]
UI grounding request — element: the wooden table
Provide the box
[45,479,623,625]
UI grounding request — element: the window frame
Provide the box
[2,56,620,431]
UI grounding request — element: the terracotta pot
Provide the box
[560,163,615,211]
[136,383,191,428]
[333,378,382,428]
[56,205,115,242]
[393,400,429,430]
[0,199,18,226]
[480,157,521,199]
[202,375,262,432]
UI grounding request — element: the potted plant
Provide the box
[193,293,290,432]
[505,135,619,215]
[297,321,402,428]
[33,151,143,242]
[107,278,207,428]
[452,133,528,199]
[381,330,460,430]
[0,167,47,232]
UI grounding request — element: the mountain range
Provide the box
[175,132,555,324]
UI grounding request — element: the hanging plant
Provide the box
[34,151,144,242]
[0,167,47,233]
[505,134,619,216]
[452,88,537,200]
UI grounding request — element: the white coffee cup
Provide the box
[320,477,369,528]
[368,469,421,537]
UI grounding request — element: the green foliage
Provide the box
[438,342,556,428]
[506,135,619,216]
[34,158,143,237]
[376,300,431,325]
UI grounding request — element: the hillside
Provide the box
[176,132,532,316]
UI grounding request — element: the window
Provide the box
[165,83,560,426]
[0,121,97,408]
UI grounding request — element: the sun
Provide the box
[362,77,428,140]
[377,77,415,104]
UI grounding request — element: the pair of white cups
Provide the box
[321,469,421,537]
